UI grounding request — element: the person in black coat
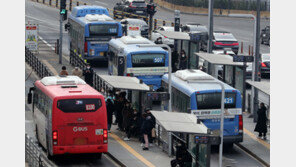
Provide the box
[106,98,114,131]
[83,64,94,86]
[254,103,268,140]
[141,110,154,150]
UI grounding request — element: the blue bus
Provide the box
[68,6,122,62]
[162,69,243,145]
[108,36,169,90]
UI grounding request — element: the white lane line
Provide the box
[39,36,55,50]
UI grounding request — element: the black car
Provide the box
[200,31,239,55]
[260,26,270,46]
[120,18,149,38]
[113,0,148,19]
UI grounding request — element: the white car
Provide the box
[151,26,175,47]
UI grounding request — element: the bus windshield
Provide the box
[89,24,118,36]
[132,53,165,67]
[57,98,102,113]
[196,92,236,109]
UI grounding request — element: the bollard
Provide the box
[77,1,79,6]
[56,0,58,8]
[163,20,166,26]
[251,46,253,56]
[56,39,59,55]
[241,42,243,53]
[43,0,45,4]
[154,19,157,30]
[69,0,72,11]
[49,0,51,6]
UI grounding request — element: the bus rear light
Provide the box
[239,115,243,132]
[84,42,88,55]
[261,62,267,67]
[127,73,131,77]
[103,129,108,143]
[53,131,58,145]
[129,3,136,8]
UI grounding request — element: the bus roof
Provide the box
[73,14,118,26]
[71,5,109,17]
[35,76,103,100]
[109,36,167,55]
[162,70,237,96]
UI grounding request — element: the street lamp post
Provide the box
[227,13,260,120]
[190,80,225,167]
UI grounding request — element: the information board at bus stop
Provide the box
[25,23,38,51]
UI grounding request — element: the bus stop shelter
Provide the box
[246,81,270,122]
[195,52,247,111]
[151,110,217,167]
[156,30,205,70]
[96,75,150,113]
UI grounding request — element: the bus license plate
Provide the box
[136,11,143,13]
[100,52,104,56]
[74,137,87,145]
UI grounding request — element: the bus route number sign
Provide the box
[86,104,95,111]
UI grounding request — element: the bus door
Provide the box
[55,98,107,147]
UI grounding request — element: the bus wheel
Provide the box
[35,126,42,147]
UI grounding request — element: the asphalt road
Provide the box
[25,1,267,166]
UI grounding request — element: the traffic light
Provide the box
[60,0,66,12]
[147,3,156,15]
[60,0,67,20]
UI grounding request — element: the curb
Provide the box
[156,4,270,20]
[105,152,127,167]
[235,143,270,167]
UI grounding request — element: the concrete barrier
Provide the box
[154,0,270,19]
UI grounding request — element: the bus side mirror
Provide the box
[27,87,35,104]
[27,92,32,104]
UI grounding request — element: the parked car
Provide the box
[260,26,270,46]
[120,18,149,38]
[151,26,175,48]
[260,53,270,78]
[113,0,148,19]
[200,31,239,55]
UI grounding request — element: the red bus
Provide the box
[27,75,108,159]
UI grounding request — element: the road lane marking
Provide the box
[41,60,59,75]
[25,15,59,28]
[243,128,270,149]
[39,36,70,62]
[109,133,156,167]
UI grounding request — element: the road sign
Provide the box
[233,55,254,62]
[25,23,38,51]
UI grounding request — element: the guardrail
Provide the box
[25,47,53,78]
[25,134,57,167]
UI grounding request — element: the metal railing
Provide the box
[25,47,53,78]
[25,134,57,167]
